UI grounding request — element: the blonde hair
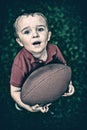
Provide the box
[13,12,48,37]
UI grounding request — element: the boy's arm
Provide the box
[10,85,41,112]
[10,85,50,112]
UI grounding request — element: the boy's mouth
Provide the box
[32,41,41,45]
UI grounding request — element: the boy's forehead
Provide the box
[16,15,47,29]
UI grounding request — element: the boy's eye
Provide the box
[23,30,30,34]
[37,28,45,32]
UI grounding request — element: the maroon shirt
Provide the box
[10,44,66,87]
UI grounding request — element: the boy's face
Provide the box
[16,15,51,55]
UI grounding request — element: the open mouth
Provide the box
[32,41,41,45]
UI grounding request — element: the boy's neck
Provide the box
[32,49,47,61]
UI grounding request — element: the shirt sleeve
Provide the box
[10,64,25,87]
[56,46,66,64]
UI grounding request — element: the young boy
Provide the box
[10,12,74,113]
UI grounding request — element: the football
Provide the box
[21,64,71,106]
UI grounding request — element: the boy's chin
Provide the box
[32,47,45,53]
[31,49,45,56]
[33,50,44,54]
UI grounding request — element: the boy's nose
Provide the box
[32,31,39,38]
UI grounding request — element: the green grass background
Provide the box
[0,0,87,130]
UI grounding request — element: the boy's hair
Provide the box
[13,12,48,37]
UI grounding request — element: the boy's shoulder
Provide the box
[47,43,58,52]
[48,43,58,49]
[13,48,31,64]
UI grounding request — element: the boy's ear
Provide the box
[48,31,52,41]
[16,38,24,47]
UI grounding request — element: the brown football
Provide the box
[21,64,71,106]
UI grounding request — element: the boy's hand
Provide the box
[62,81,75,97]
[31,103,52,113]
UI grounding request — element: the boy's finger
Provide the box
[31,104,40,110]
[39,106,49,113]
[46,103,52,107]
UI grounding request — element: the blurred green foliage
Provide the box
[0,0,87,129]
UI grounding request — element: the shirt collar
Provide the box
[23,44,56,64]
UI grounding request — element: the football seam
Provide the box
[22,66,69,98]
